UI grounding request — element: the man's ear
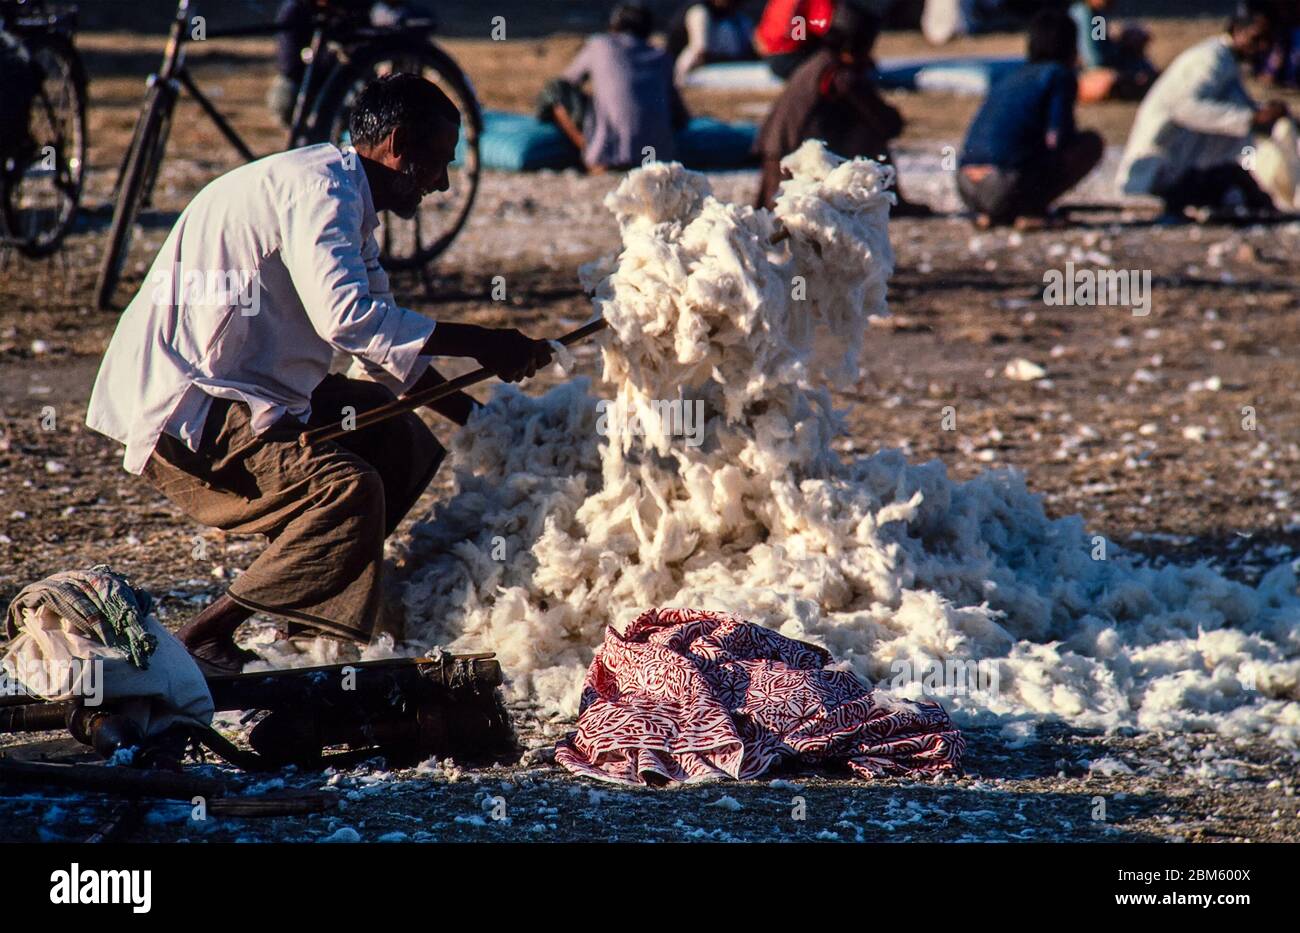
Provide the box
[358,128,400,166]
[389,125,410,164]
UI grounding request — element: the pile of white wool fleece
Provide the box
[397,142,1300,744]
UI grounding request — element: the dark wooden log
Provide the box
[0,688,50,709]
[1,654,514,770]
[0,700,74,733]
[0,736,99,763]
[0,758,227,799]
[203,653,503,712]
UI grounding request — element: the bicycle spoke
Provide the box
[6,35,86,253]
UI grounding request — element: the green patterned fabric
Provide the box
[4,566,158,670]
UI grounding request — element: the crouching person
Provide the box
[536,3,687,173]
[86,75,553,674]
[1116,3,1286,218]
[957,9,1104,228]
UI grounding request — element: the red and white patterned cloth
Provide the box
[554,608,965,786]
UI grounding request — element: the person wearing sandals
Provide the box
[957,9,1103,229]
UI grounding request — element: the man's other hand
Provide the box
[477,328,553,383]
[421,322,555,382]
[1253,100,1289,131]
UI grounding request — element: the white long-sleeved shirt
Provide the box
[87,144,436,474]
[1116,36,1256,196]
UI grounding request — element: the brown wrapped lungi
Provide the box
[142,374,445,642]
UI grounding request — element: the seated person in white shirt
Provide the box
[1116,3,1288,217]
[86,74,553,674]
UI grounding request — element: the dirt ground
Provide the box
[1,12,1299,842]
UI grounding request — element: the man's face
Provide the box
[1232,17,1273,60]
[386,117,459,219]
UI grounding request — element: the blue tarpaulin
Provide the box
[471,110,758,173]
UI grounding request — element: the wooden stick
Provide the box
[207,792,338,818]
[300,317,608,447]
[85,800,148,843]
[218,231,789,459]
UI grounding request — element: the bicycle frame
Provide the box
[0,0,86,254]
[146,0,438,166]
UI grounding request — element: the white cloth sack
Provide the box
[1,603,214,738]
[1251,118,1300,210]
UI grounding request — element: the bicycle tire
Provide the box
[297,39,481,271]
[2,32,87,258]
[94,79,173,311]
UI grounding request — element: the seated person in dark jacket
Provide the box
[958,9,1103,228]
[754,2,930,215]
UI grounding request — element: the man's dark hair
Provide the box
[1026,9,1078,65]
[1228,0,1274,34]
[348,73,460,150]
[609,3,654,40]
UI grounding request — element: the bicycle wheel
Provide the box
[1,33,87,258]
[94,79,174,311]
[299,40,481,271]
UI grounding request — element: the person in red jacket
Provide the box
[754,0,837,78]
[754,3,931,215]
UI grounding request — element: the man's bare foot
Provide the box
[185,636,261,677]
[176,592,256,676]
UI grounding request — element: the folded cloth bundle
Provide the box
[2,566,213,737]
[4,564,158,668]
[555,608,964,786]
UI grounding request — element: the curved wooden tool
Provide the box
[301,317,608,446]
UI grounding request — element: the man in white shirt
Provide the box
[1116,4,1288,216]
[87,74,552,673]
